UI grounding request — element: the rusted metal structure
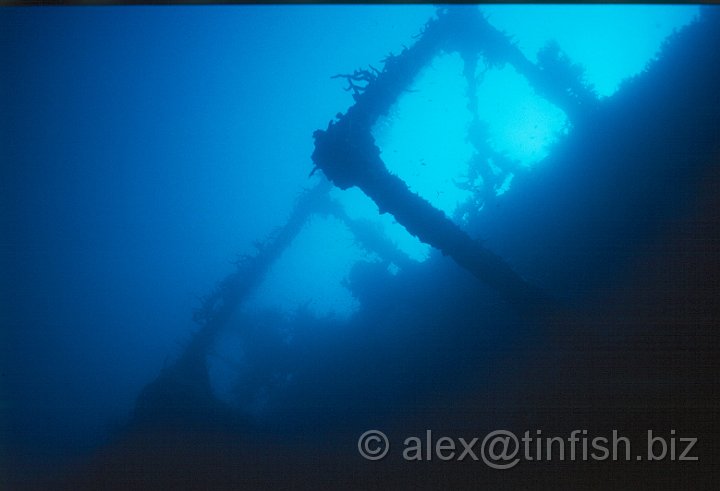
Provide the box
[133,6,720,423]
[132,7,613,419]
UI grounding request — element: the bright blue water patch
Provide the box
[244,185,431,319]
[373,53,475,219]
[360,5,698,227]
[475,64,569,167]
[244,214,378,318]
[372,54,568,225]
[482,4,700,97]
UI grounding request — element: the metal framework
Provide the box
[312,6,596,312]
[135,6,602,420]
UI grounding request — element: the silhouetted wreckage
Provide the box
[132,6,719,429]
[311,7,588,313]
[134,179,414,424]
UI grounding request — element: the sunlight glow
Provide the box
[482,4,699,97]
[244,215,378,318]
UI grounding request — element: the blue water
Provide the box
[0,4,709,486]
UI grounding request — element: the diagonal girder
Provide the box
[312,6,569,313]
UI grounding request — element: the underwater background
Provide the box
[1,4,719,489]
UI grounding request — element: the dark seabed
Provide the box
[1,5,719,490]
